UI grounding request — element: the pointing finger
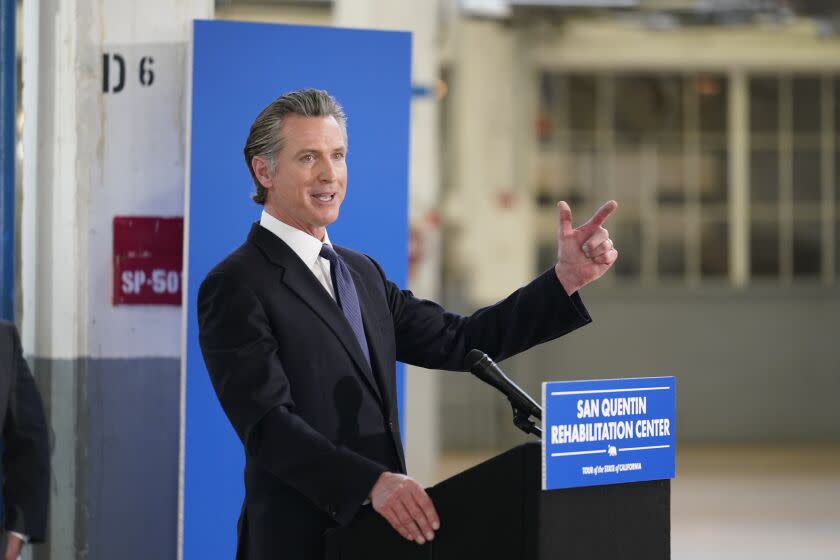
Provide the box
[557,201,574,236]
[581,200,618,231]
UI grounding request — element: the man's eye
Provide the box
[301,154,314,162]
[332,152,345,160]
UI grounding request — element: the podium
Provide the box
[324,442,670,559]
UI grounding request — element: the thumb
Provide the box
[557,201,574,236]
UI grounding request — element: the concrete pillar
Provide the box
[334,0,442,486]
[21,1,212,558]
[435,18,535,450]
[444,18,533,304]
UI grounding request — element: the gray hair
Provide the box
[243,88,347,204]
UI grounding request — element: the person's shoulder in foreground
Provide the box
[0,319,51,558]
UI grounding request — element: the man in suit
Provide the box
[0,322,50,560]
[198,89,618,559]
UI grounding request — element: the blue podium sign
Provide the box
[541,377,675,490]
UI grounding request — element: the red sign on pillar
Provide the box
[113,216,184,305]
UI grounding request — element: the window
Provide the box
[535,71,840,286]
[749,74,838,281]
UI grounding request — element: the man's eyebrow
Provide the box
[291,146,346,156]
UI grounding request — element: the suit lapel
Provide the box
[342,254,396,417]
[248,225,384,407]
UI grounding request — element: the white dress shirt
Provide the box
[259,211,336,301]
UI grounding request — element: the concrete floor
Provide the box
[437,445,840,559]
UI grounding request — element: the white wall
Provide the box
[21,2,213,558]
[22,0,213,360]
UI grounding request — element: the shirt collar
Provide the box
[259,210,332,269]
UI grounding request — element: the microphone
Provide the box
[465,349,542,420]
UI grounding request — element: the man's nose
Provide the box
[319,159,338,182]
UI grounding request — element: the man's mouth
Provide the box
[312,193,336,202]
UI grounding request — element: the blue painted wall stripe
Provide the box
[411,84,435,98]
[0,0,16,321]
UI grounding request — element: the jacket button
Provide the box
[387,421,394,431]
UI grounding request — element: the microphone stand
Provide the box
[465,349,544,439]
[510,401,542,438]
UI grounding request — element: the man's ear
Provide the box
[251,156,274,189]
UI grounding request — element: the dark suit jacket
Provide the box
[197,224,591,559]
[0,322,50,543]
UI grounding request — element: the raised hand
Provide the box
[554,200,619,295]
[370,471,440,545]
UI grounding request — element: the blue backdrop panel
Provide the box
[183,20,411,559]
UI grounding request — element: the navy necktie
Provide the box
[319,244,371,367]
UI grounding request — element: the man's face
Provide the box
[257,114,347,240]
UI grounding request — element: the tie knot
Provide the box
[320,243,338,264]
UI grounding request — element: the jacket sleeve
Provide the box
[2,325,50,542]
[379,265,592,370]
[197,272,385,526]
